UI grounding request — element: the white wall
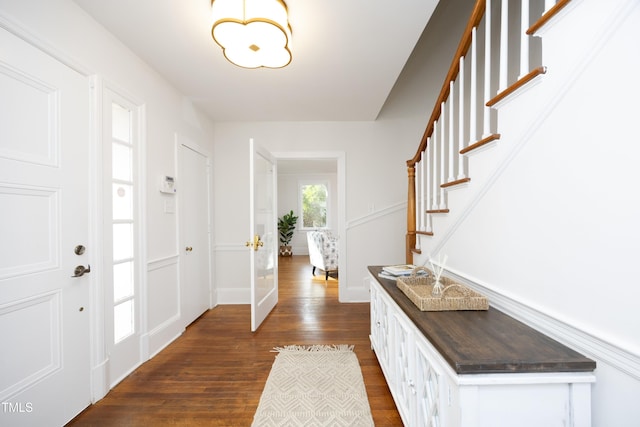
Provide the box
[277,171,338,255]
[411,0,640,425]
[0,0,216,389]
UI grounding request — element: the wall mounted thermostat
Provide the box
[160,175,176,194]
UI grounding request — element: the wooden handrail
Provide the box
[407,0,486,168]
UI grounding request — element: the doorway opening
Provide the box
[274,152,346,301]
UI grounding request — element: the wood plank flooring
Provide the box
[67,255,402,426]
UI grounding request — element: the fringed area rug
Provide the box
[251,345,374,427]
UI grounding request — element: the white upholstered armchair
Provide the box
[306,230,338,280]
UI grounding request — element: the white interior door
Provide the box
[249,139,278,331]
[179,141,211,327]
[0,28,91,425]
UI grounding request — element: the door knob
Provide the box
[72,265,91,277]
[245,234,264,251]
[185,246,193,252]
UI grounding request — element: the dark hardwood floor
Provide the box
[68,255,402,426]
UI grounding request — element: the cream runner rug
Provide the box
[251,345,375,427]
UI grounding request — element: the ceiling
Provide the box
[72,0,440,122]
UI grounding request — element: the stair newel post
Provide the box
[407,163,417,263]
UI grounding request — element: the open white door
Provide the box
[0,28,91,425]
[248,139,278,331]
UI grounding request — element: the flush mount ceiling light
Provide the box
[211,0,292,69]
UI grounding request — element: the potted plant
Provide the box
[277,210,298,256]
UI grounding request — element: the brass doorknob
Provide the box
[185,246,193,252]
[245,234,263,251]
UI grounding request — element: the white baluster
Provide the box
[420,152,425,231]
[416,156,421,232]
[426,137,432,215]
[458,54,467,180]
[469,29,477,145]
[448,81,455,183]
[544,0,555,14]
[499,0,509,92]
[439,102,447,210]
[425,140,432,232]
[483,0,493,137]
[431,126,439,210]
[519,0,530,79]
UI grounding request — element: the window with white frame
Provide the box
[299,181,328,229]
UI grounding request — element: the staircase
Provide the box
[406,0,575,262]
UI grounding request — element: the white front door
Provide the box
[249,139,278,331]
[179,140,211,327]
[0,28,91,425]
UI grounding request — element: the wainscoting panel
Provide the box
[214,245,250,304]
[146,256,183,357]
[0,291,61,401]
[0,63,58,167]
[0,184,58,280]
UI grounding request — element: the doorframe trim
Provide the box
[271,151,346,301]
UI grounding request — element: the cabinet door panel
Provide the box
[416,338,444,427]
[392,312,415,425]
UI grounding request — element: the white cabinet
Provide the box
[368,271,595,427]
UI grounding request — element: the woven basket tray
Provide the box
[396,270,489,311]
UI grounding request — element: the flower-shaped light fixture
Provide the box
[211,0,292,69]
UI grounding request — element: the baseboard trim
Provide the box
[217,288,250,304]
[146,314,184,358]
[90,359,109,403]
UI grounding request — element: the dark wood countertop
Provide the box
[369,266,596,375]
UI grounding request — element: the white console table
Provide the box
[368,266,596,427]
